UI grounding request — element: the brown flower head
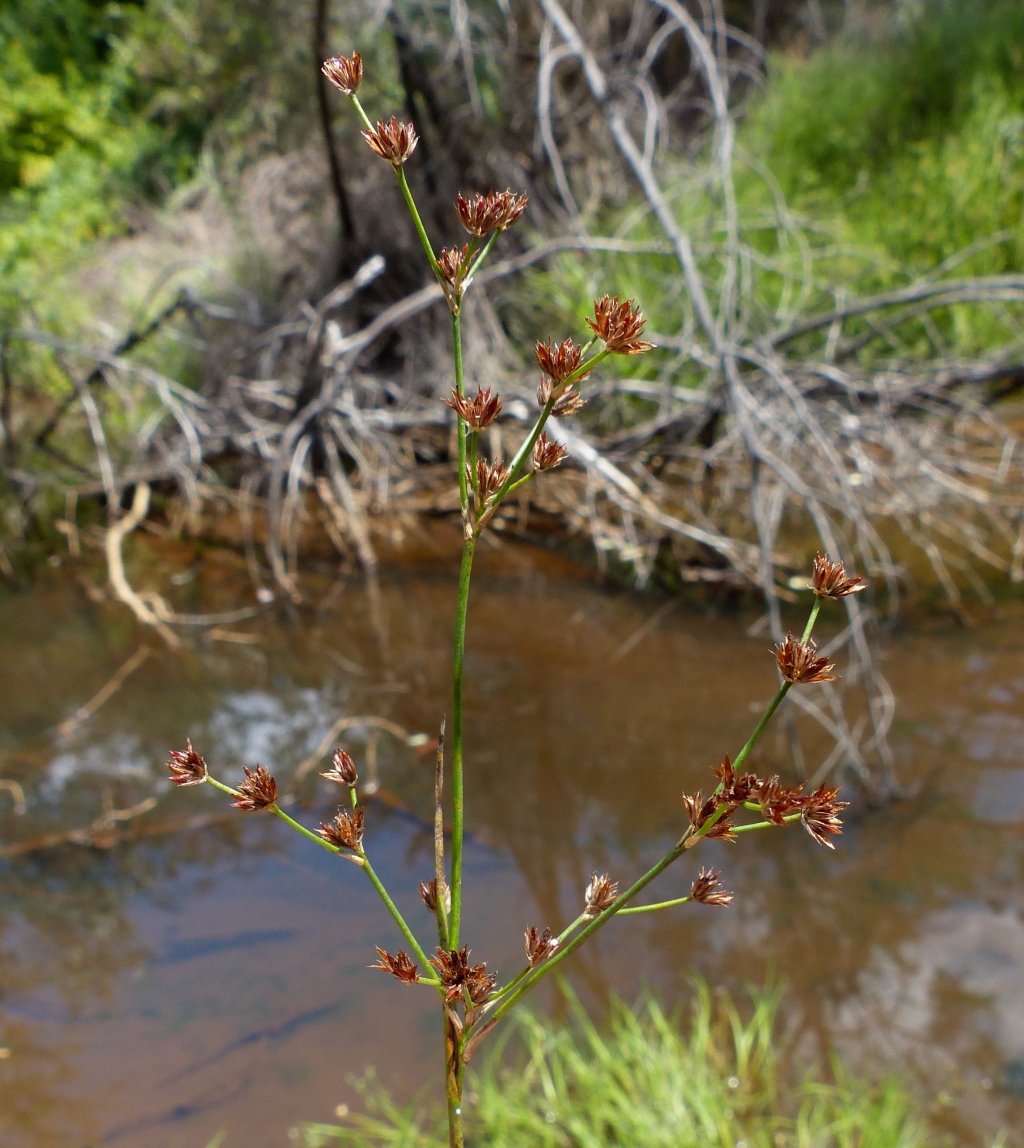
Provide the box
[322,748,357,787]
[524,925,559,967]
[774,635,836,685]
[586,295,655,355]
[711,756,759,805]
[446,385,503,430]
[689,867,734,907]
[812,553,867,600]
[322,52,362,95]
[535,338,591,384]
[167,739,208,787]
[419,877,451,915]
[362,116,418,166]
[430,946,495,1005]
[756,776,809,825]
[584,873,619,916]
[532,433,567,472]
[437,244,469,298]
[455,190,528,237]
[682,790,720,831]
[233,765,278,810]
[371,947,419,984]
[801,784,848,848]
[473,458,509,500]
[318,807,365,851]
[537,378,586,417]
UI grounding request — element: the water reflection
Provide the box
[2,558,1024,1145]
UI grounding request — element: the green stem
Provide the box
[489,348,611,511]
[733,812,802,834]
[453,312,469,515]
[448,532,477,947]
[395,166,439,273]
[362,855,438,980]
[468,430,479,510]
[617,895,692,915]
[731,595,823,772]
[477,841,688,1035]
[466,231,499,280]
[802,597,822,643]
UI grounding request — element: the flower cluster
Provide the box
[362,116,419,166]
[233,766,278,810]
[537,378,586,417]
[586,295,654,355]
[455,190,528,237]
[167,740,207,786]
[524,926,559,967]
[689,867,733,907]
[322,52,362,95]
[446,385,503,430]
[473,458,509,500]
[318,807,365,852]
[532,434,567,472]
[812,553,867,599]
[372,947,419,984]
[430,946,496,1005]
[584,873,619,916]
[683,755,848,850]
[322,748,357,786]
[774,635,836,684]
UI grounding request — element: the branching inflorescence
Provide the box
[166,54,858,1148]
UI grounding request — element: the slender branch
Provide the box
[435,717,450,948]
[448,534,476,947]
[617,894,692,915]
[362,855,439,979]
[453,313,469,514]
[395,166,440,273]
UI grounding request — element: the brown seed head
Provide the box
[524,925,559,967]
[321,52,363,95]
[682,790,720,831]
[711,756,759,805]
[532,433,567,472]
[586,295,655,355]
[437,244,470,298]
[362,116,418,166]
[535,338,590,384]
[318,807,365,851]
[446,385,503,430]
[689,867,734,907]
[473,458,509,500]
[801,784,848,849]
[774,634,836,684]
[419,877,451,915]
[812,553,867,600]
[371,946,419,984]
[232,765,278,810]
[757,776,809,825]
[537,378,587,417]
[455,190,528,237]
[430,946,495,1005]
[167,739,208,787]
[584,873,619,916]
[322,748,357,787]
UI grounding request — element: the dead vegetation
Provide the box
[4,1,1024,799]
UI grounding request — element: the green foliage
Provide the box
[750,0,1024,276]
[301,986,938,1148]
[520,0,1024,366]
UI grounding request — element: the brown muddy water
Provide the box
[2,536,1024,1147]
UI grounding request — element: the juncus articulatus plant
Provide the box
[167,53,856,1148]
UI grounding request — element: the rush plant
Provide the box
[167,53,859,1148]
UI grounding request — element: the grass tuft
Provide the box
[301,984,938,1148]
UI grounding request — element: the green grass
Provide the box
[515,0,1024,366]
[300,985,944,1148]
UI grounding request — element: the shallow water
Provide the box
[2,542,1024,1147]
